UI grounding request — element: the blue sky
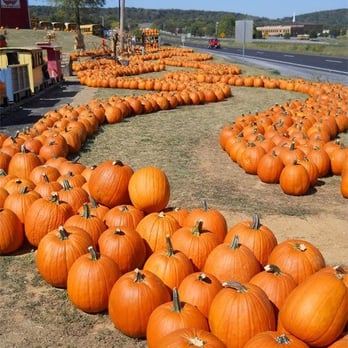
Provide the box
[29,0,347,19]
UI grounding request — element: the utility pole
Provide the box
[119,0,125,53]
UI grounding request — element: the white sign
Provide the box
[1,0,21,8]
[235,20,253,43]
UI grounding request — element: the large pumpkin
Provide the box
[88,160,133,208]
[267,239,326,284]
[36,225,93,288]
[278,271,348,347]
[108,268,171,338]
[67,246,121,313]
[209,281,276,348]
[128,166,170,214]
[24,192,74,247]
[0,208,24,255]
[244,331,309,348]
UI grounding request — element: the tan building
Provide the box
[256,24,323,38]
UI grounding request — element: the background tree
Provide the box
[218,14,236,37]
[51,0,105,28]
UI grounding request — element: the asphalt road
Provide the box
[183,42,348,85]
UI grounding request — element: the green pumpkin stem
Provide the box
[42,173,50,183]
[62,179,73,191]
[0,169,8,176]
[87,246,99,260]
[89,196,99,208]
[49,192,60,204]
[19,186,30,194]
[172,287,182,312]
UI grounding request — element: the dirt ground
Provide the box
[0,69,347,347]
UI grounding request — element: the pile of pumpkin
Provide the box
[0,157,347,347]
[219,80,348,197]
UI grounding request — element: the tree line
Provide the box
[29,5,347,38]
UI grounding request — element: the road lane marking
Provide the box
[325,59,342,64]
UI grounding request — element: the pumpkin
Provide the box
[103,204,144,229]
[67,246,121,313]
[143,235,194,291]
[208,281,276,348]
[146,287,209,348]
[224,214,277,266]
[7,144,42,179]
[77,196,109,220]
[64,202,107,249]
[171,219,219,271]
[327,332,348,348]
[244,331,309,348]
[24,192,74,247]
[108,268,171,338]
[36,225,93,288]
[278,271,348,347]
[3,186,41,224]
[178,272,223,318]
[249,264,297,313]
[164,206,190,226]
[257,150,284,183]
[58,179,89,214]
[88,160,133,208]
[267,239,326,284]
[203,235,261,283]
[157,328,227,348]
[98,226,146,273]
[183,199,227,243]
[0,208,24,255]
[279,161,310,196]
[0,187,9,208]
[136,211,180,258]
[128,166,170,214]
[33,174,63,199]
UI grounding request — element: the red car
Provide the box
[208,38,221,49]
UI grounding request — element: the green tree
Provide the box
[218,14,235,37]
[50,0,105,28]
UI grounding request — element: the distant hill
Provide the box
[28,6,347,35]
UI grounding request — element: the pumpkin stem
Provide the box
[133,268,145,282]
[113,228,124,236]
[229,235,240,249]
[58,226,70,240]
[20,144,29,153]
[192,220,204,236]
[275,334,292,344]
[221,281,248,293]
[19,186,30,194]
[333,265,347,274]
[87,245,99,261]
[0,169,8,176]
[62,179,73,191]
[89,196,99,208]
[197,273,211,284]
[120,205,129,212]
[165,235,175,257]
[42,173,50,183]
[81,202,92,218]
[187,337,206,347]
[200,199,208,211]
[71,155,81,164]
[250,214,261,229]
[294,243,307,252]
[49,192,60,204]
[112,160,124,166]
[172,287,182,312]
[264,264,282,275]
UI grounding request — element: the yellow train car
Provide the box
[0,46,44,97]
